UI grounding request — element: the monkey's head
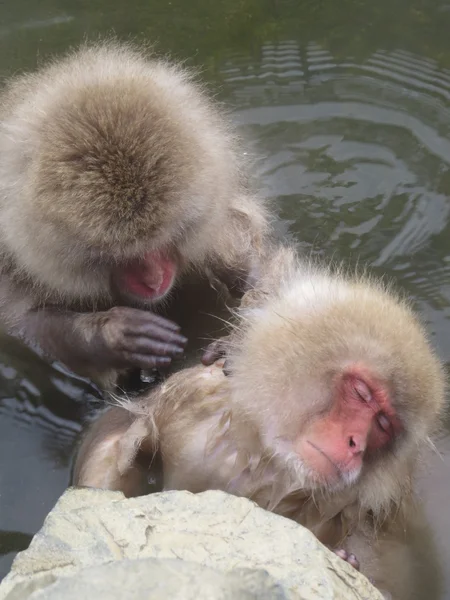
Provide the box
[0,42,240,304]
[228,265,447,506]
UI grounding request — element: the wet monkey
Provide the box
[0,41,271,389]
[74,246,447,600]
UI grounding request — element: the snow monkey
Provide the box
[0,40,271,389]
[74,245,447,599]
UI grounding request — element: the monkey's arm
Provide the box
[19,305,187,373]
[206,193,272,298]
[74,362,230,496]
[341,513,441,600]
[0,274,187,385]
[202,243,299,365]
[73,405,157,497]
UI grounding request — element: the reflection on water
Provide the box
[220,41,450,598]
[0,6,450,598]
[0,16,74,40]
[0,333,102,576]
[221,41,450,359]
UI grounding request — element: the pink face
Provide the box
[114,250,178,303]
[296,364,402,487]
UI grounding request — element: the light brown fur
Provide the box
[0,40,271,388]
[74,246,447,599]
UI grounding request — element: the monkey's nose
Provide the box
[348,435,366,454]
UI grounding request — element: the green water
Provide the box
[1,0,450,596]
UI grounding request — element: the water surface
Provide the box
[1,0,450,596]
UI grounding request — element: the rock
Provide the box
[0,488,383,600]
[2,559,288,600]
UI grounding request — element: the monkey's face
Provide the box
[9,67,236,301]
[290,365,403,490]
[111,249,179,306]
[229,274,446,494]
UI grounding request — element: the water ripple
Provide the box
[218,41,450,361]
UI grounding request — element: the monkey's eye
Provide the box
[353,379,371,403]
[376,413,391,433]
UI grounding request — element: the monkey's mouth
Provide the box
[302,441,360,488]
[301,441,363,491]
[119,251,177,301]
[304,441,343,480]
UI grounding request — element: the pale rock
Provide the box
[0,488,383,600]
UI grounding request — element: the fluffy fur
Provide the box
[0,41,269,305]
[74,245,447,598]
[0,40,270,385]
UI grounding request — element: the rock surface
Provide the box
[0,488,383,600]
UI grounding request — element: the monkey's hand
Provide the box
[206,256,260,300]
[333,549,392,599]
[22,306,187,373]
[333,548,360,571]
[87,307,188,370]
[201,338,229,367]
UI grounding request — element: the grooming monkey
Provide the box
[0,41,271,389]
[74,245,447,599]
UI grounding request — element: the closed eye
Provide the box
[353,379,372,403]
[376,413,391,433]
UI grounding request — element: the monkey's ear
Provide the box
[117,418,153,475]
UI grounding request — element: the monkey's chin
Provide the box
[305,467,361,493]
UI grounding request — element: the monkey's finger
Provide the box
[123,308,181,332]
[202,341,226,365]
[223,360,232,377]
[126,322,188,346]
[145,312,182,332]
[333,549,348,561]
[124,337,185,358]
[347,554,360,571]
[333,549,360,572]
[124,353,172,370]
